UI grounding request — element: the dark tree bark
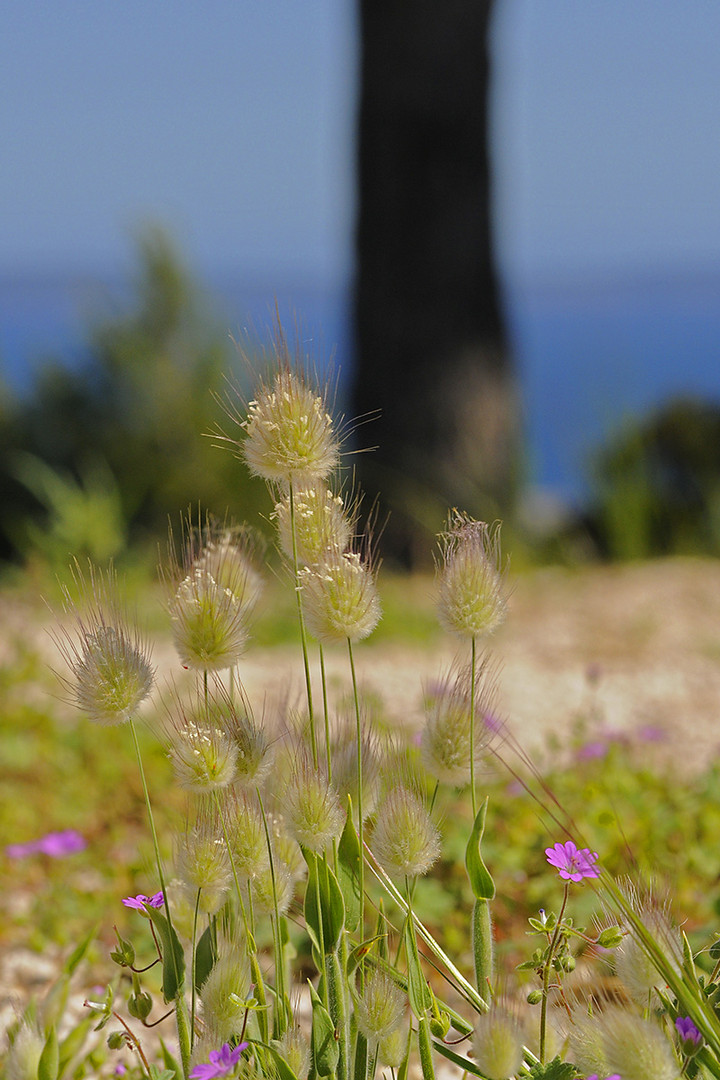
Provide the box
[353,0,518,565]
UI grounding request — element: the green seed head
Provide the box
[273,485,353,567]
[283,757,344,853]
[437,515,507,640]
[241,369,340,486]
[300,551,381,644]
[169,568,249,672]
[200,940,252,1042]
[354,971,406,1046]
[471,1009,526,1080]
[421,662,498,786]
[372,785,440,880]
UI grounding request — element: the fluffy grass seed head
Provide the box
[300,551,381,644]
[169,566,249,672]
[329,720,382,824]
[283,754,344,853]
[219,693,274,789]
[613,883,683,1005]
[273,485,353,567]
[421,660,499,786]
[354,970,406,1047]
[200,933,252,1043]
[193,524,265,612]
[471,1008,526,1080]
[272,1024,311,1080]
[56,564,155,726]
[175,821,231,916]
[250,858,294,917]
[596,1008,679,1080]
[226,792,270,881]
[372,783,440,880]
[5,1020,44,1080]
[378,1024,409,1069]
[240,367,340,487]
[436,514,507,640]
[162,690,239,793]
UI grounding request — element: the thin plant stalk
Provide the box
[257,789,289,1036]
[539,882,569,1063]
[190,888,202,1047]
[128,718,191,1078]
[289,482,318,766]
[347,638,365,946]
[319,643,332,783]
[469,636,478,818]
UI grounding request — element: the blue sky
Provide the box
[3,1,720,287]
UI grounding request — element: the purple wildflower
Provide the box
[545,840,599,882]
[190,1041,248,1079]
[122,891,164,910]
[576,740,608,761]
[676,1015,702,1053]
[5,829,86,859]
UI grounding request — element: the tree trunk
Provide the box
[353,0,518,565]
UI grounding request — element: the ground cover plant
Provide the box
[4,329,720,1079]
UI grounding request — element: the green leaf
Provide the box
[432,1040,495,1079]
[146,906,186,1003]
[465,797,495,901]
[64,924,99,977]
[263,1040,302,1080]
[58,1016,94,1074]
[303,850,346,955]
[404,920,431,1018]
[159,1038,182,1078]
[525,1056,578,1080]
[309,981,340,1077]
[337,799,362,932]
[193,924,216,993]
[38,1027,59,1080]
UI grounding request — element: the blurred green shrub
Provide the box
[590,395,720,559]
[0,228,270,570]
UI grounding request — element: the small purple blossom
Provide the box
[122,891,164,910]
[576,740,608,761]
[190,1041,248,1079]
[676,1015,702,1052]
[5,829,86,859]
[545,840,599,882]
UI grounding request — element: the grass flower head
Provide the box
[239,367,340,487]
[56,565,154,726]
[421,661,498,786]
[436,514,507,640]
[169,567,249,672]
[372,783,440,880]
[273,485,353,567]
[354,970,406,1047]
[471,1008,525,1080]
[300,550,381,643]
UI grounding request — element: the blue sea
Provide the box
[2,265,720,508]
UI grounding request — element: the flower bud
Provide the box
[128,990,153,1020]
